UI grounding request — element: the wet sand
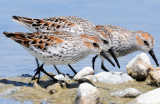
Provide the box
[0,74,156,104]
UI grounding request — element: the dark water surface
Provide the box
[0,0,160,103]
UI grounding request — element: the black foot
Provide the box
[32,64,58,83]
[31,68,41,83]
[40,67,58,83]
[66,73,74,79]
[78,78,94,86]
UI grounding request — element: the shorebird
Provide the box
[3,29,117,83]
[11,16,120,81]
[93,25,159,71]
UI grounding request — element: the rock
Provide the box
[47,82,66,94]
[147,67,160,86]
[75,83,99,104]
[110,88,141,98]
[130,88,160,104]
[73,66,94,80]
[54,74,71,81]
[94,72,133,84]
[77,78,95,86]
[19,74,33,77]
[83,75,98,82]
[126,53,154,81]
[0,87,21,96]
[82,72,133,84]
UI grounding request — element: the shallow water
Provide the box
[0,97,47,104]
[0,0,160,103]
[1,0,160,76]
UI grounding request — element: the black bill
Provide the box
[108,48,120,68]
[148,49,159,67]
[100,50,115,67]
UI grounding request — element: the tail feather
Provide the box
[12,16,46,25]
[12,16,39,32]
[3,32,30,47]
[3,31,65,51]
[11,16,75,33]
[12,16,33,22]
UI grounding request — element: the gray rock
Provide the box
[54,74,71,81]
[73,66,94,80]
[110,88,141,98]
[75,83,99,104]
[47,83,65,94]
[19,74,33,77]
[94,72,133,84]
[126,53,154,80]
[147,67,160,86]
[0,87,21,96]
[130,88,160,104]
[83,75,97,82]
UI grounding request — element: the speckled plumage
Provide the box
[12,16,98,37]
[10,16,121,74]
[95,25,159,68]
[12,16,117,53]
[96,25,155,57]
[3,31,104,65]
[10,16,108,63]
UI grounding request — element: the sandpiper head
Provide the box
[95,25,113,50]
[136,31,154,52]
[95,25,120,68]
[80,34,102,53]
[136,31,159,66]
[80,34,115,66]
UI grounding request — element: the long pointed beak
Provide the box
[108,48,120,68]
[148,49,159,67]
[100,50,115,67]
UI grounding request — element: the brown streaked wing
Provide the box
[3,32,65,51]
[12,16,76,32]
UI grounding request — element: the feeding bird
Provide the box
[11,16,120,81]
[93,25,159,71]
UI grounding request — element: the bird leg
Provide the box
[92,55,98,72]
[68,64,77,75]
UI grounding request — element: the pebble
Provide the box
[54,74,71,81]
[83,72,133,84]
[126,53,154,81]
[73,66,94,80]
[147,67,160,86]
[47,82,66,94]
[75,83,99,104]
[110,88,141,98]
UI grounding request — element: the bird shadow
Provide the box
[0,79,34,87]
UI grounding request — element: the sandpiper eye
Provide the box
[103,40,109,44]
[144,40,149,45]
[93,43,99,47]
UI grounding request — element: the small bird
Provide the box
[3,31,115,83]
[11,16,120,80]
[93,25,159,71]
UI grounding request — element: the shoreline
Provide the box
[0,73,156,104]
